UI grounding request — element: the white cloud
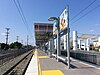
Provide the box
[89,29,94,33]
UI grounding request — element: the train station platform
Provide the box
[25,49,100,75]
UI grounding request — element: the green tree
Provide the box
[9,43,14,48]
[9,42,23,49]
[1,43,9,50]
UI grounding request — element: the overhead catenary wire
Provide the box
[13,0,25,26]
[70,0,97,21]
[16,0,32,34]
[13,0,32,35]
[13,0,34,44]
[71,5,100,25]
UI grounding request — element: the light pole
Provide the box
[48,6,70,69]
[66,6,70,69]
[48,17,61,61]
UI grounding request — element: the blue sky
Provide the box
[0,0,100,45]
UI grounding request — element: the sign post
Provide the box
[59,6,70,69]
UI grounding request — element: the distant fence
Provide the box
[61,50,100,65]
[0,49,32,65]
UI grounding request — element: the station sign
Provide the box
[59,8,68,32]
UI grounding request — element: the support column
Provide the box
[54,39,57,52]
[57,33,61,61]
[54,39,56,49]
[73,31,77,50]
[51,38,54,54]
[98,37,100,51]
[84,40,86,51]
[57,17,60,62]
[48,38,54,57]
[78,39,81,50]
[64,35,67,50]
[43,41,45,51]
[86,39,90,51]
[48,40,50,53]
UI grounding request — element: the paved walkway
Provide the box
[38,50,100,75]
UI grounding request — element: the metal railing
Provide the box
[61,50,100,65]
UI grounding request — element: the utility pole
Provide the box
[5,28,10,45]
[27,35,29,50]
[21,40,23,44]
[16,36,19,42]
[5,28,10,50]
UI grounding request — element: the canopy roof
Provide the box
[34,23,53,46]
[79,34,100,39]
[79,34,91,39]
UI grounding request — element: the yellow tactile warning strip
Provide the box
[38,57,42,75]
[42,70,64,75]
[32,50,35,55]
[38,56,48,59]
[34,49,38,56]
[37,50,64,75]
[34,49,42,75]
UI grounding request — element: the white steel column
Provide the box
[48,40,50,50]
[54,39,57,49]
[78,39,81,50]
[98,37,100,51]
[73,31,77,50]
[86,39,90,51]
[64,35,67,50]
[52,38,54,54]
[84,40,86,51]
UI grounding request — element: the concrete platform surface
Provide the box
[38,50,100,75]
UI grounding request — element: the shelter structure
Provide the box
[34,23,53,47]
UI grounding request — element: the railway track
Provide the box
[1,50,33,75]
[0,49,30,66]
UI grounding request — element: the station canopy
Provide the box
[34,23,53,46]
[79,34,100,39]
[79,34,91,39]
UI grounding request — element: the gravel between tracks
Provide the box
[0,50,33,75]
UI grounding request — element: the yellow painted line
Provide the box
[38,56,48,59]
[38,57,42,75]
[42,70,64,75]
[79,61,100,70]
[32,51,34,55]
[34,49,38,56]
